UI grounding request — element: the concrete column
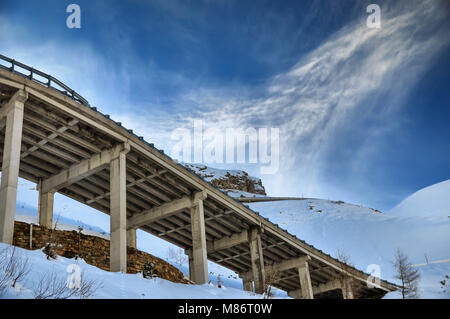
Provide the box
[190,198,208,284]
[248,227,265,294]
[38,189,54,229]
[0,90,27,244]
[110,152,127,272]
[297,260,314,299]
[341,277,354,299]
[127,228,136,249]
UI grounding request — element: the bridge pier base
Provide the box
[190,196,209,284]
[0,90,27,244]
[110,152,128,272]
[248,227,265,294]
[38,188,54,229]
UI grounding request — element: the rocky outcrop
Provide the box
[185,164,266,195]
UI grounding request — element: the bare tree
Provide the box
[337,248,354,267]
[167,247,187,268]
[263,267,280,299]
[393,249,420,299]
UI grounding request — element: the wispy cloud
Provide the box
[2,0,449,209]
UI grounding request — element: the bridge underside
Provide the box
[0,62,395,299]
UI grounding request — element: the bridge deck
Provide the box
[0,56,397,298]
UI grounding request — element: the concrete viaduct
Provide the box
[0,55,396,298]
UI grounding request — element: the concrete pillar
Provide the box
[110,152,127,272]
[127,228,136,249]
[38,189,54,229]
[341,277,354,299]
[248,227,265,294]
[297,260,314,299]
[0,90,27,244]
[190,198,208,284]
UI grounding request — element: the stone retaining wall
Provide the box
[12,221,189,284]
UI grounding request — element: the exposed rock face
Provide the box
[184,164,266,195]
[13,221,188,284]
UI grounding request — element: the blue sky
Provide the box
[1,0,449,220]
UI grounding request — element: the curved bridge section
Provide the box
[0,55,397,298]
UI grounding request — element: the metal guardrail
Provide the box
[0,54,90,106]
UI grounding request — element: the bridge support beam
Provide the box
[297,258,314,299]
[190,191,208,284]
[127,228,137,249]
[341,277,354,299]
[248,227,265,294]
[0,90,28,244]
[110,150,129,272]
[38,188,54,229]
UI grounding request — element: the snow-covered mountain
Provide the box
[239,180,450,298]
[389,180,450,218]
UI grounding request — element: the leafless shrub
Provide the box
[33,271,78,299]
[77,273,103,299]
[33,268,103,299]
[0,246,31,289]
[263,267,280,299]
[0,248,10,296]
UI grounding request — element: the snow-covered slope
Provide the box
[389,179,450,218]
[245,189,450,298]
[0,243,266,299]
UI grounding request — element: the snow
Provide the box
[389,179,450,218]
[4,171,449,298]
[246,194,450,298]
[0,243,270,299]
[225,190,267,198]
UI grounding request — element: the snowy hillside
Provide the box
[389,179,450,218]
[245,190,450,298]
[0,243,265,299]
